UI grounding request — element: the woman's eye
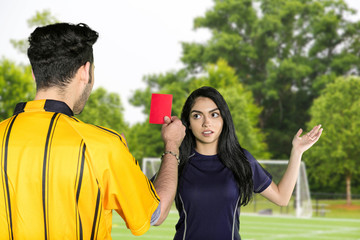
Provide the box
[212,112,220,118]
[192,114,201,119]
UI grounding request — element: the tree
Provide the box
[306,76,360,205]
[180,0,360,158]
[4,11,128,134]
[77,87,128,134]
[128,69,192,162]
[129,60,270,162]
[0,10,56,121]
[0,58,35,121]
[11,10,59,54]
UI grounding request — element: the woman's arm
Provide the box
[260,124,323,206]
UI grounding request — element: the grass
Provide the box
[111,200,360,240]
[241,196,360,219]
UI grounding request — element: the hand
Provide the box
[292,124,323,153]
[161,116,186,153]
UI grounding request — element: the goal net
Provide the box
[142,158,162,179]
[142,158,312,218]
[256,160,313,218]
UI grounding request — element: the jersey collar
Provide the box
[13,100,74,116]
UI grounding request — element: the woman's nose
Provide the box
[202,117,211,127]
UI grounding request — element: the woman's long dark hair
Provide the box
[176,86,253,208]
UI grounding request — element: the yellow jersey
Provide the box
[0,99,160,239]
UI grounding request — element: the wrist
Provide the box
[161,151,180,165]
[291,147,303,158]
[164,142,179,155]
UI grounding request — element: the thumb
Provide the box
[296,128,303,138]
[163,116,171,124]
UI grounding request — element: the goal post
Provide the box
[142,158,313,218]
[142,158,162,179]
[258,160,313,218]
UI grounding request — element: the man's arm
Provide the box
[152,116,185,225]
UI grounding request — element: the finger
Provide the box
[308,124,321,138]
[296,128,303,137]
[171,116,179,122]
[314,128,323,139]
[163,116,171,124]
[308,127,323,143]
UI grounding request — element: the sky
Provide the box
[1,0,360,124]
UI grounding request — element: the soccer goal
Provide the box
[142,158,312,218]
[142,158,162,179]
[257,160,313,218]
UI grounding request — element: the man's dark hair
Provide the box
[176,86,253,208]
[27,23,99,90]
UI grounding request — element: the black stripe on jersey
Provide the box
[90,188,101,240]
[92,125,127,147]
[79,216,83,240]
[133,156,139,166]
[42,113,59,240]
[75,141,81,239]
[2,115,18,240]
[1,117,12,239]
[92,125,140,165]
[46,113,60,238]
[76,144,86,203]
[75,141,85,240]
[95,207,102,240]
[70,116,80,122]
[146,176,160,202]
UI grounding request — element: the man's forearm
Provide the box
[152,148,178,225]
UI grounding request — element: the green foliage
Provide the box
[306,76,360,195]
[180,0,360,158]
[77,87,128,134]
[4,10,128,137]
[130,59,270,161]
[127,123,163,165]
[10,9,59,54]
[128,70,192,161]
[0,58,35,121]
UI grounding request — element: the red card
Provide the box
[149,93,173,124]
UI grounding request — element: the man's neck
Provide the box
[34,87,75,111]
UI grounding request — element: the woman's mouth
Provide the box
[202,130,213,136]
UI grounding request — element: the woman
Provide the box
[173,86,322,240]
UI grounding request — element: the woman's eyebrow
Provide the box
[191,108,219,114]
[190,110,203,114]
[209,108,220,113]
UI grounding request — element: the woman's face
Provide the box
[189,97,224,151]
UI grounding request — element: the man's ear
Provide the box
[80,62,91,84]
[31,69,36,81]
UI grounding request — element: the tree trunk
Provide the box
[346,175,352,206]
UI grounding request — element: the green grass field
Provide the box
[111,208,360,240]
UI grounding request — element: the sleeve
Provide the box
[243,149,273,193]
[101,134,160,236]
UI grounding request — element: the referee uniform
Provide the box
[0,99,159,239]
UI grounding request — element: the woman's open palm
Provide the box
[292,124,323,153]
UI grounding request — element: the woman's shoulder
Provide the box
[242,148,256,162]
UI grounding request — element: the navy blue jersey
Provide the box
[174,149,272,240]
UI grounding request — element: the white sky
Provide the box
[1,0,359,124]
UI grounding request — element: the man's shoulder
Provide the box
[71,121,127,147]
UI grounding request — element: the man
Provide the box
[0,23,185,239]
